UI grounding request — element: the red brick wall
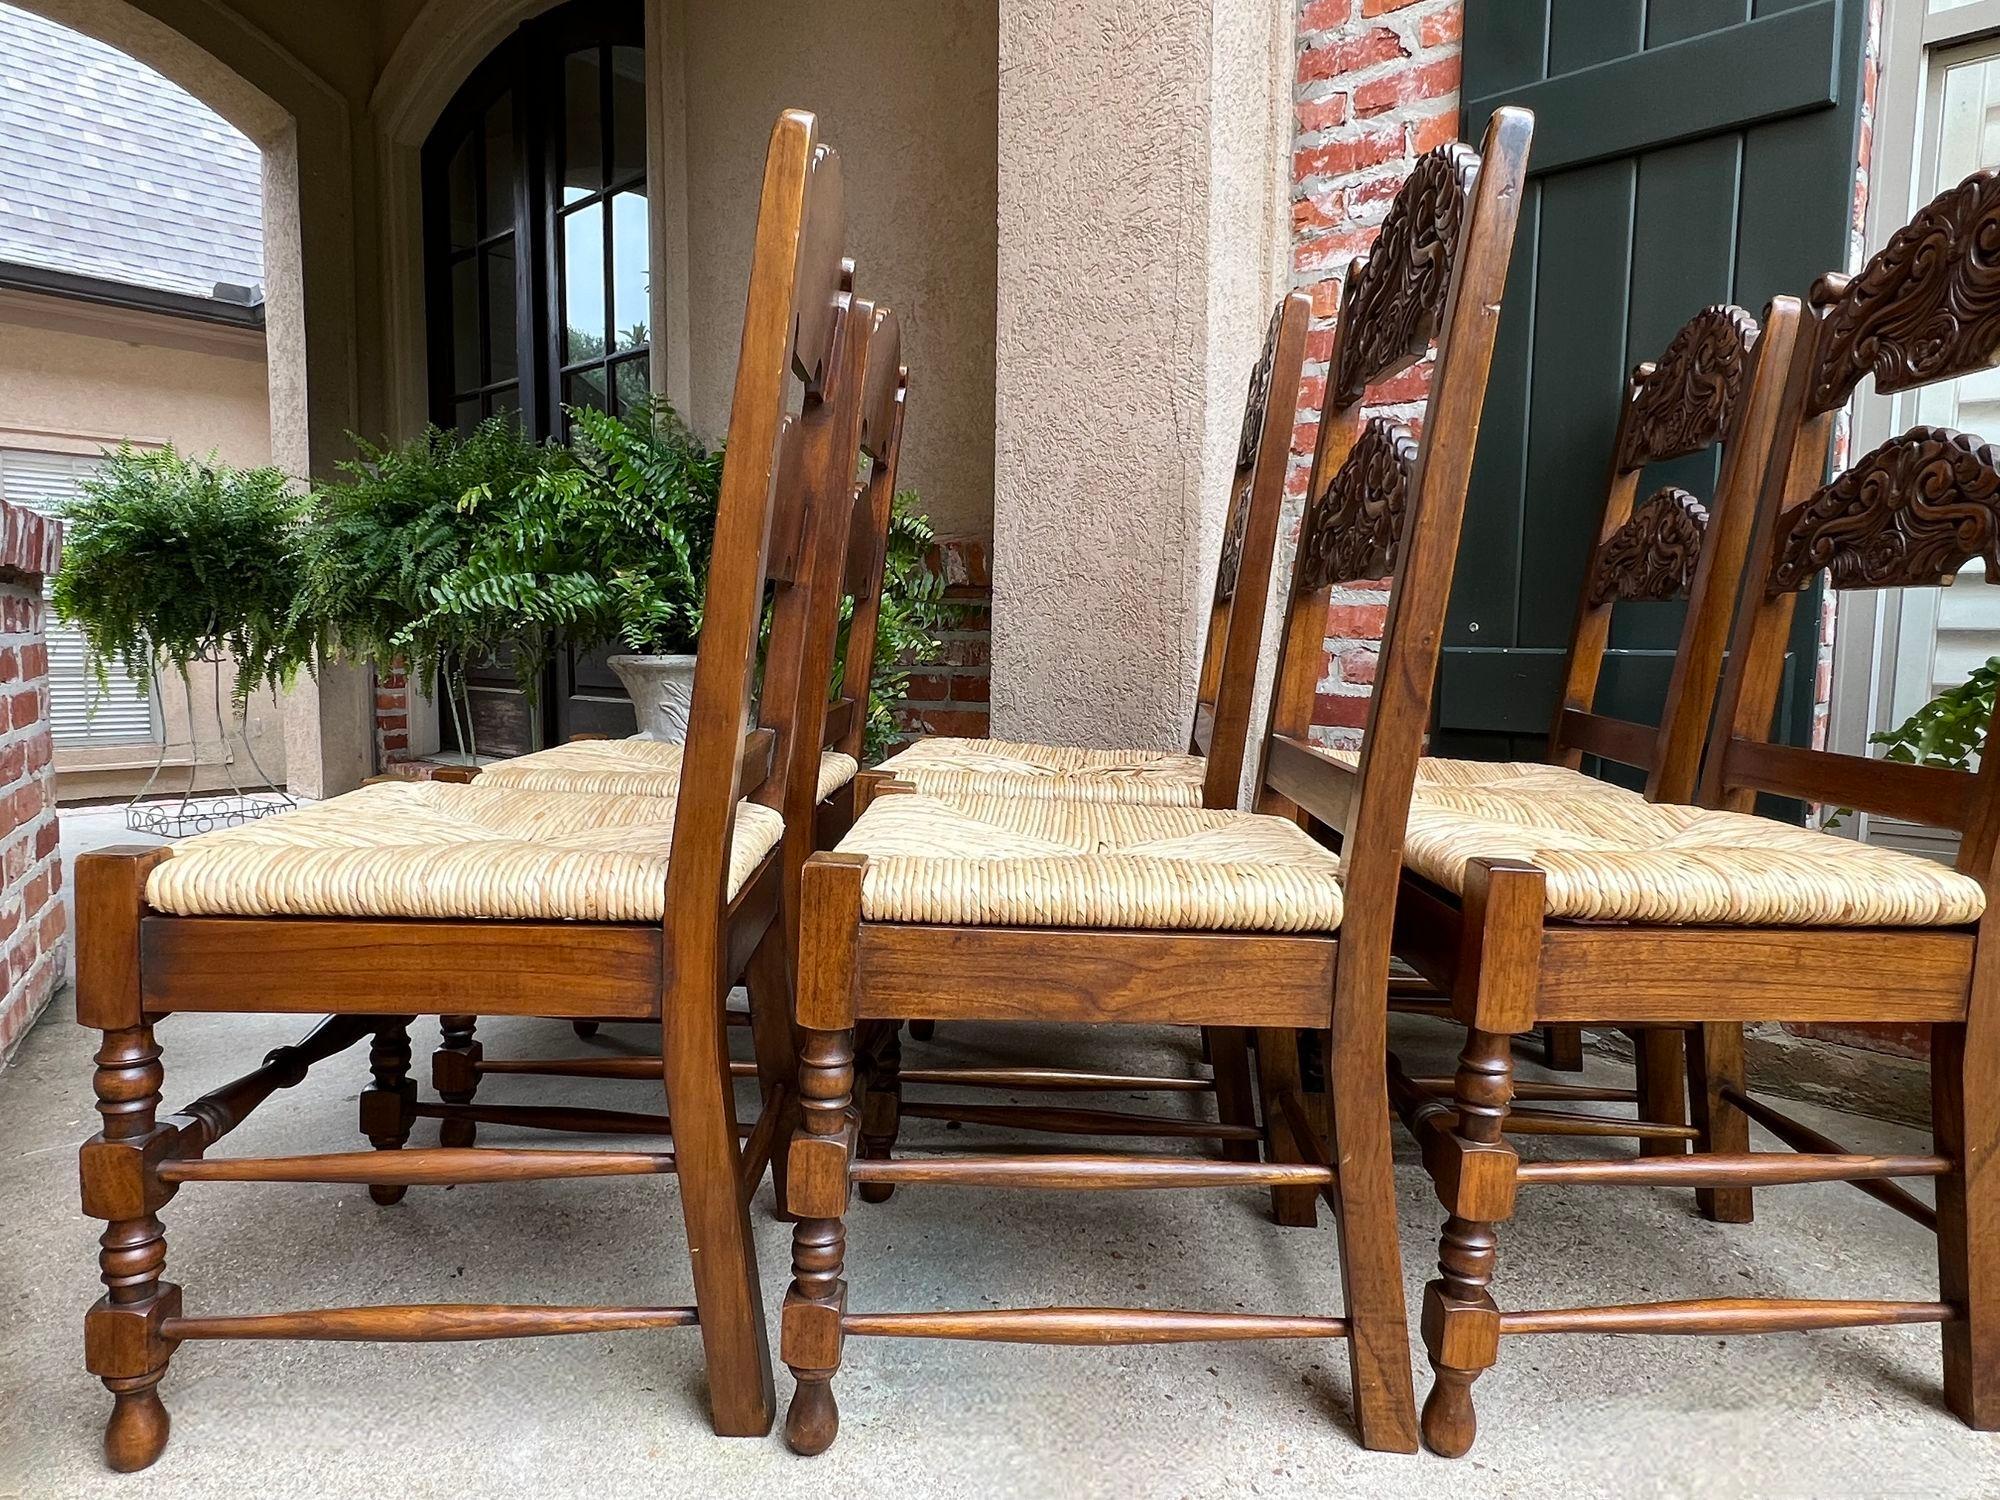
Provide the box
[0,503,65,1066]
[1292,0,1463,747]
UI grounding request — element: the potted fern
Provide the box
[409,398,721,741]
[293,416,559,755]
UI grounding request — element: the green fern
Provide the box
[51,443,312,707]
[1871,656,2000,772]
[404,398,721,697]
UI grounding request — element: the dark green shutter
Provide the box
[1439,0,1865,775]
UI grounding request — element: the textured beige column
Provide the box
[992,0,1290,750]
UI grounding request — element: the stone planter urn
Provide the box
[608,653,699,742]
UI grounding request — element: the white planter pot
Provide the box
[608,653,699,742]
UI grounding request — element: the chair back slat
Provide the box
[1706,164,2000,880]
[1190,292,1311,808]
[1328,143,1480,410]
[1293,417,1419,594]
[1584,488,1708,605]
[1767,427,2000,594]
[1616,304,1762,470]
[1805,170,2000,417]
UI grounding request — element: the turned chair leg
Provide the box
[1421,1025,1519,1459]
[361,1020,417,1205]
[81,1024,179,1473]
[1934,1014,2000,1428]
[1686,1023,1753,1224]
[432,1015,481,1148]
[783,1025,857,1455]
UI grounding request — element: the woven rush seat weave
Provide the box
[1401,788,1986,927]
[836,791,1343,931]
[1325,748,1643,800]
[874,736,1208,807]
[144,781,784,922]
[479,737,859,804]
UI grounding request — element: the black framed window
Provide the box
[423,0,649,447]
[420,0,649,754]
[554,40,651,429]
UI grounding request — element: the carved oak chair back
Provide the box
[1703,166,2000,890]
[1549,300,1802,804]
[1189,291,1313,805]
[1256,107,1535,1007]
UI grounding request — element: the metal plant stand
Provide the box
[126,660,293,838]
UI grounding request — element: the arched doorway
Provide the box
[422,0,651,754]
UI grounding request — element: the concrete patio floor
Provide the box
[0,810,1990,1496]
[3,1008,1990,1498]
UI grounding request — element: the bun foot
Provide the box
[785,1376,839,1455]
[369,1183,408,1206]
[573,1020,600,1039]
[439,1118,476,1149]
[907,1020,934,1041]
[857,1182,894,1204]
[1421,1370,1477,1458]
[103,1378,169,1472]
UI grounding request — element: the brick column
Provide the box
[1291,0,1461,746]
[0,500,65,1066]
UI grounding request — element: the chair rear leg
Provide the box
[663,991,776,1437]
[1687,1023,1753,1223]
[746,924,803,1219]
[1539,1024,1583,1071]
[1934,1015,2000,1428]
[1328,1024,1420,1453]
[361,1020,416,1205]
[1253,1027,1317,1227]
[1632,1026,1689,1161]
[856,1021,902,1204]
[1207,1026,1260,1164]
[431,1015,481,1148]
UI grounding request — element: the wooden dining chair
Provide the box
[1384,165,2000,1457]
[870,290,1311,814]
[423,301,907,1142]
[776,106,1533,1458]
[70,108,857,1470]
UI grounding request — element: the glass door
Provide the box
[421,0,649,755]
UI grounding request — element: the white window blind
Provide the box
[0,450,157,748]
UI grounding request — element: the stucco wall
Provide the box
[989,0,1290,749]
[0,296,288,793]
[678,0,1000,541]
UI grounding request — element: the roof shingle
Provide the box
[0,2,262,301]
